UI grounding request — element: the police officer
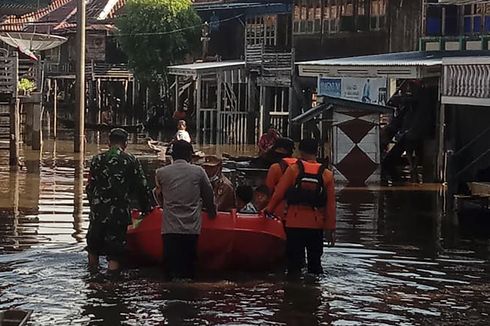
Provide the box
[86,128,151,274]
[265,139,336,276]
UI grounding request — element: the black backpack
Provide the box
[285,160,327,208]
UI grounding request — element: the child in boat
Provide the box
[175,120,191,143]
[253,185,270,211]
[236,185,257,214]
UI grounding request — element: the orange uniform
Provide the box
[266,160,336,230]
[265,158,298,219]
[266,158,298,192]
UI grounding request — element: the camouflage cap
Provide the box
[109,128,129,141]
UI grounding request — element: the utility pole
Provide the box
[74,0,86,153]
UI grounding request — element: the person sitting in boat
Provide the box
[253,185,270,211]
[202,155,236,212]
[236,185,257,214]
[175,120,191,143]
[258,128,281,156]
[154,140,217,280]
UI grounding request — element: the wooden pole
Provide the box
[32,93,42,150]
[53,79,57,139]
[74,0,86,153]
[9,52,19,167]
[195,76,201,144]
[9,98,20,167]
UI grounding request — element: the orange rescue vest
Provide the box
[278,157,298,174]
[285,160,327,208]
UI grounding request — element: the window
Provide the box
[340,0,355,31]
[357,0,369,31]
[370,0,386,30]
[485,4,490,32]
[464,3,487,35]
[294,0,323,34]
[246,16,277,46]
[426,5,442,36]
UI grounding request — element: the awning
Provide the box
[168,60,245,77]
[292,96,394,124]
[297,50,490,79]
[194,2,291,16]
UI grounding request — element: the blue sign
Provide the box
[318,78,341,97]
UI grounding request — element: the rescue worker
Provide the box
[265,137,296,220]
[202,156,236,212]
[258,136,294,168]
[265,139,336,275]
[86,128,151,274]
[265,137,296,193]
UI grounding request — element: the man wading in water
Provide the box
[155,140,217,280]
[86,128,151,275]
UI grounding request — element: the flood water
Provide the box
[0,135,489,325]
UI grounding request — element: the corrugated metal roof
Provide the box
[296,51,490,67]
[0,0,124,33]
[168,60,245,75]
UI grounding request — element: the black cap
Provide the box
[273,137,295,152]
[109,128,128,142]
[298,138,318,155]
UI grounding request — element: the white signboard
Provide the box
[318,77,388,106]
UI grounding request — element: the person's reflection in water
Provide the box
[81,282,130,325]
[275,281,332,326]
[160,285,200,324]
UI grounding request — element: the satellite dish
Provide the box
[0,32,67,60]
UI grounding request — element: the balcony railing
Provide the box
[44,61,134,81]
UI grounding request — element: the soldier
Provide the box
[86,128,151,274]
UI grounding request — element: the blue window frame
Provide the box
[474,16,481,33]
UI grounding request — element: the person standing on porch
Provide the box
[154,140,217,280]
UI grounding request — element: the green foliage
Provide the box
[116,0,201,84]
[18,78,36,93]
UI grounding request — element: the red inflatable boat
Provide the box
[127,208,286,270]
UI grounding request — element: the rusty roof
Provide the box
[0,0,126,33]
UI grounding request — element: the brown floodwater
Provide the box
[0,134,489,325]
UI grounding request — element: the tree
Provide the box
[116,0,201,85]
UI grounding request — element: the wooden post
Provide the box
[9,98,20,167]
[53,79,57,139]
[25,101,33,146]
[216,72,222,144]
[195,75,201,144]
[74,0,86,153]
[32,93,42,150]
[73,153,84,237]
[174,75,179,115]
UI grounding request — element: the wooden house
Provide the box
[0,0,135,125]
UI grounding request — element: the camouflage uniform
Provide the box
[86,145,150,261]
